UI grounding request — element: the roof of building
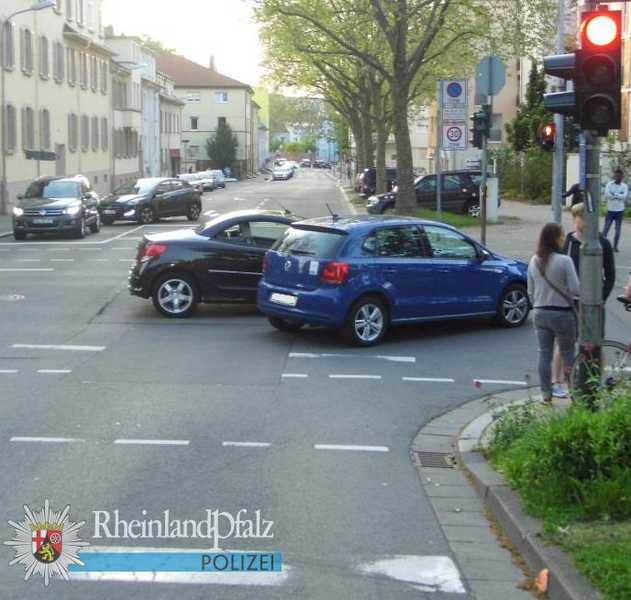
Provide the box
[156,54,252,91]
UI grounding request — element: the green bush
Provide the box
[491,147,552,203]
[490,393,631,521]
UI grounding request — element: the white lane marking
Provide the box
[474,379,528,386]
[12,344,105,352]
[111,247,137,251]
[314,444,390,453]
[0,268,54,272]
[70,570,290,586]
[358,555,465,594]
[89,258,109,262]
[15,258,41,262]
[328,374,382,380]
[222,441,271,448]
[37,369,72,374]
[103,225,145,242]
[402,377,455,383]
[118,258,135,262]
[289,352,415,363]
[281,373,309,379]
[10,436,84,443]
[113,439,190,446]
[0,369,19,374]
[204,210,220,217]
[50,258,75,262]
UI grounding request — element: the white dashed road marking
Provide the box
[10,437,84,444]
[12,344,105,351]
[402,377,455,383]
[0,369,19,374]
[113,439,190,446]
[0,268,54,272]
[37,369,72,374]
[222,441,271,448]
[50,258,75,262]
[281,373,309,379]
[314,444,390,453]
[474,379,528,386]
[328,374,382,380]
[289,352,415,363]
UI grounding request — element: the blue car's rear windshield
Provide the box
[273,227,346,258]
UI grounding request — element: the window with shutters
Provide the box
[2,22,15,69]
[40,109,51,150]
[22,107,35,150]
[21,29,33,74]
[101,117,108,151]
[91,116,99,151]
[67,47,76,85]
[90,56,98,91]
[100,60,108,94]
[39,36,49,79]
[66,0,73,21]
[77,0,85,26]
[53,42,64,82]
[79,52,87,89]
[4,104,17,153]
[81,114,89,151]
[68,112,78,152]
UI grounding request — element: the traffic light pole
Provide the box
[576,130,603,406]
[480,103,491,246]
[552,0,566,224]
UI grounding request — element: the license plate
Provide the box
[32,218,54,224]
[270,292,297,307]
[103,209,117,214]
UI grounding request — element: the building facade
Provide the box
[157,54,256,177]
[158,71,184,177]
[1,0,113,213]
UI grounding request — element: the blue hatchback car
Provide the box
[257,216,530,346]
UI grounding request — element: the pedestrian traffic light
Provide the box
[543,9,621,136]
[469,106,491,150]
[577,10,622,135]
[540,123,556,151]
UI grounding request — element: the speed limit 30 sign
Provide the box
[442,123,467,150]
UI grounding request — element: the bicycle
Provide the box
[569,295,631,395]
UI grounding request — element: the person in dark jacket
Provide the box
[562,183,584,207]
[551,202,615,397]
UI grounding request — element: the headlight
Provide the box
[12,207,24,216]
[124,209,136,217]
[367,196,379,205]
[64,205,81,216]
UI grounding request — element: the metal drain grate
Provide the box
[416,451,455,469]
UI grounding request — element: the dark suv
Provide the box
[360,167,398,196]
[12,175,100,240]
[366,170,483,216]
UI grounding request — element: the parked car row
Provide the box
[177,169,226,192]
[128,210,530,347]
[355,167,398,197]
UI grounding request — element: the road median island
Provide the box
[459,388,630,600]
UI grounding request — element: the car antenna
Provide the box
[325,203,339,220]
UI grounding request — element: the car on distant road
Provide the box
[177,173,204,193]
[272,165,293,181]
[12,175,101,240]
[257,215,529,346]
[300,159,312,167]
[99,177,202,225]
[366,170,484,217]
[208,169,226,188]
[129,210,296,317]
[198,171,218,191]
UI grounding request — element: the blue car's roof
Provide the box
[293,215,460,234]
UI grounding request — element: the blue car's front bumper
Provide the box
[257,280,348,327]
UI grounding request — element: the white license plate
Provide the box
[103,209,117,214]
[32,218,54,224]
[270,292,297,307]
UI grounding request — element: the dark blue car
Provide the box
[257,216,529,346]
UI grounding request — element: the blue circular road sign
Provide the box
[447,82,463,98]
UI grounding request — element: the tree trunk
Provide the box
[393,80,415,215]
[362,111,374,168]
[350,115,365,175]
[375,118,387,195]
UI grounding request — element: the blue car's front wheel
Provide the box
[496,284,529,328]
[343,295,388,346]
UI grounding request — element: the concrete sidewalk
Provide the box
[412,388,598,600]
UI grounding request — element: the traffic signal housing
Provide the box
[469,105,491,150]
[543,9,621,136]
[540,122,556,151]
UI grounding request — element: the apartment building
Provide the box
[158,71,184,177]
[1,0,113,212]
[157,54,257,176]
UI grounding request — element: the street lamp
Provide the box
[1,0,56,215]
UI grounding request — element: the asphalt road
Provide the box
[1,169,629,599]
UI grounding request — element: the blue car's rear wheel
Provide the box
[343,295,388,346]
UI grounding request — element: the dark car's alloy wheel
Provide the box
[89,213,101,233]
[497,285,529,328]
[13,231,26,241]
[268,316,304,332]
[139,206,156,225]
[75,217,87,239]
[152,273,197,318]
[343,296,388,346]
[101,216,114,225]
[187,203,201,221]
[464,200,480,218]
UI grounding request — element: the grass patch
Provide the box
[485,392,631,599]
[345,190,367,206]
[415,208,479,229]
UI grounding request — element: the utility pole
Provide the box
[480,103,491,246]
[552,0,566,223]
[436,81,443,217]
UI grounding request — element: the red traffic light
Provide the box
[585,14,618,47]
[540,123,555,151]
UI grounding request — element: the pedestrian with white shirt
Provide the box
[528,223,580,403]
[602,168,628,252]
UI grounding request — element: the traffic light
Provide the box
[543,9,621,136]
[540,123,556,151]
[577,10,622,135]
[469,105,491,150]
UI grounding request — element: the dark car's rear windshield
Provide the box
[273,227,346,258]
[25,180,80,199]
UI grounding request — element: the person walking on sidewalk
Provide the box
[528,223,580,403]
[550,203,616,398]
[602,168,628,252]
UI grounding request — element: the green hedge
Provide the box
[491,147,553,203]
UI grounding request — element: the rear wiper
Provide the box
[289,249,316,256]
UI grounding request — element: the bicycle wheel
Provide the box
[570,340,631,395]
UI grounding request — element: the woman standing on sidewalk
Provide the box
[528,223,580,403]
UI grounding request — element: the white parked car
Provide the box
[177,173,204,193]
[272,166,292,181]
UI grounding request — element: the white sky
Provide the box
[101,0,264,86]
